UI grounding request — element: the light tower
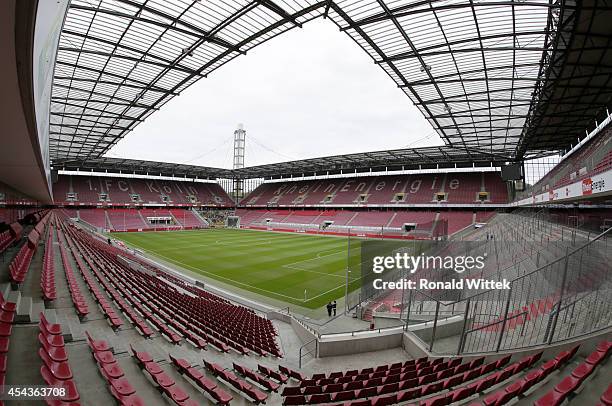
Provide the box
[232,124,246,202]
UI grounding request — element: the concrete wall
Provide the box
[410,315,466,342]
[267,311,292,324]
[318,328,404,357]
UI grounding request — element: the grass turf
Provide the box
[111,228,363,309]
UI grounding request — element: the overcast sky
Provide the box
[107,19,441,169]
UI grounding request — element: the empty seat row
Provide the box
[169,354,233,405]
[533,342,611,406]
[60,228,155,339]
[233,361,281,392]
[282,353,534,405]
[130,346,198,406]
[0,292,16,388]
[204,358,268,404]
[38,313,80,405]
[0,230,13,254]
[9,238,36,284]
[63,232,123,329]
[287,357,484,394]
[57,231,89,318]
[258,364,288,384]
[86,331,145,406]
[41,227,56,301]
[279,365,306,382]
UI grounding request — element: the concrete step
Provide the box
[43,308,59,324]
[134,341,167,363]
[15,296,32,323]
[169,346,202,367]
[30,301,46,323]
[108,334,129,356]
[56,312,82,342]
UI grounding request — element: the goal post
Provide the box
[226,216,240,228]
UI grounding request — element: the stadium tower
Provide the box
[233,124,246,203]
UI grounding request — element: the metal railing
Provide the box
[406,223,612,355]
[299,338,318,368]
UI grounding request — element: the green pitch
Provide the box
[111,228,363,309]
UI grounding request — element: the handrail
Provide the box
[298,337,317,368]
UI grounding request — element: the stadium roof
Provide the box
[49,0,612,163]
[232,145,511,178]
[54,157,233,179]
[53,145,510,179]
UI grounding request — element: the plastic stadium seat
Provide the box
[421,393,451,406]
[86,331,110,352]
[0,322,12,337]
[40,312,62,335]
[101,362,125,380]
[452,386,476,402]
[40,365,80,402]
[94,350,116,364]
[308,393,331,404]
[110,378,136,397]
[600,383,612,406]
[284,395,307,405]
[39,348,73,380]
[210,387,233,405]
[283,387,302,396]
[152,371,175,388]
[38,334,68,362]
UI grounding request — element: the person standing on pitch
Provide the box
[332,300,337,316]
[326,302,332,317]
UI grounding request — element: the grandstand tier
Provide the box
[241,172,508,207]
[53,175,233,207]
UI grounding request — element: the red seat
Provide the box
[284,395,307,405]
[166,385,189,403]
[170,355,191,371]
[152,372,175,388]
[86,331,110,352]
[0,322,12,337]
[421,393,450,406]
[110,378,137,396]
[94,350,116,364]
[308,393,331,404]
[370,393,396,406]
[38,334,68,362]
[210,387,233,404]
[40,313,62,335]
[144,362,163,376]
[331,390,355,402]
[40,365,80,402]
[39,348,73,380]
[451,386,475,402]
[131,347,153,364]
[101,362,125,380]
[534,388,566,406]
[601,383,612,406]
